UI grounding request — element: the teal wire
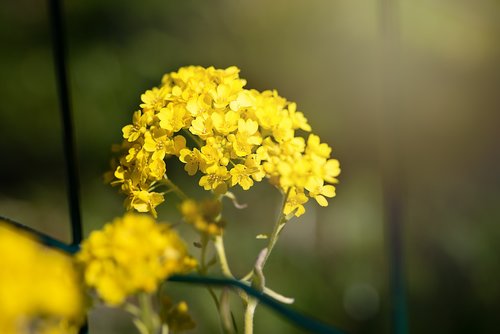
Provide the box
[0,216,79,254]
[169,275,346,334]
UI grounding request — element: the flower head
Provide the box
[76,213,196,305]
[108,66,340,217]
[0,222,85,334]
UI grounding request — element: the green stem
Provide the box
[243,189,291,334]
[262,188,291,267]
[244,298,258,334]
[182,128,204,148]
[214,235,235,278]
[138,293,157,334]
[198,235,235,334]
[163,176,188,200]
[241,189,291,281]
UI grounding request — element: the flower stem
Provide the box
[244,298,258,334]
[182,128,204,148]
[262,188,291,267]
[198,235,236,334]
[243,189,291,334]
[241,189,291,281]
[163,176,188,200]
[138,293,158,334]
[214,235,235,278]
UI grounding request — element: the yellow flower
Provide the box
[306,134,331,158]
[288,102,311,132]
[244,154,266,182]
[283,188,309,217]
[126,190,164,217]
[305,177,336,207]
[229,90,254,111]
[229,164,254,190]
[169,135,187,156]
[210,83,234,109]
[189,114,214,139]
[199,165,230,194]
[179,148,206,175]
[122,110,147,142]
[0,222,85,334]
[143,128,170,161]
[140,87,168,112]
[200,142,224,166]
[158,103,189,133]
[228,119,261,157]
[180,198,225,235]
[211,110,239,135]
[272,117,294,143]
[322,159,341,184]
[76,213,196,306]
[159,297,196,333]
[147,158,166,180]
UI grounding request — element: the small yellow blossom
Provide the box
[126,189,164,217]
[147,158,166,180]
[180,199,225,235]
[322,159,341,184]
[143,129,170,161]
[189,114,214,139]
[122,110,147,142]
[305,177,336,207]
[230,164,254,190]
[158,103,189,133]
[199,165,230,194]
[211,110,239,135]
[179,148,206,175]
[288,102,311,132]
[200,142,224,165]
[306,134,331,159]
[140,87,168,112]
[159,296,196,333]
[76,213,196,306]
[283,188,309,217]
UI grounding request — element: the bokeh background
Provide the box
[1,0,499,333]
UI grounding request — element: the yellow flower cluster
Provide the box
[0,222,84,334]
[180,198,225,235]
[76,213,196,306]
[159,296,196,333]
[109,66,340,217]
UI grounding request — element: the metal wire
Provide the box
[48,0,83,246]
[0,215,79,254]
[169,275,346,334]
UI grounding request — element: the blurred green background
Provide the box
[1,0,499,333]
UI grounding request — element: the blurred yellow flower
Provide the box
[0,222,85,334]
[180,198,225,235]
[76,213,196,306]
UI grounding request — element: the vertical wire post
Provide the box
[47,0,86,332]
[48,0,83,246]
